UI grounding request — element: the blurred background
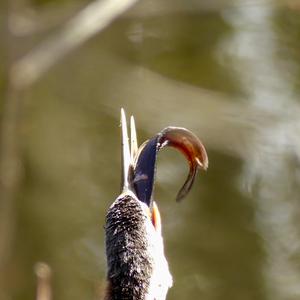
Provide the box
[1,0,300,299]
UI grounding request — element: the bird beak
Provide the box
[120,108,138,194]
[120,108,208,213]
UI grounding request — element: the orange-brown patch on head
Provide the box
[151,201,162,234]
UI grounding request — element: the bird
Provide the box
[104,109,208,300]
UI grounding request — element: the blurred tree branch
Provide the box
[10,0,140,90]
[0,1,22,295]
[35,263,52,300]
[0,0,139,298]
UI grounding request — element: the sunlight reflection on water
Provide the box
[223,1,300,299]
[5,1,300,300]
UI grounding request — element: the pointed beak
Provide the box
[120,108,131,192]
[120,108,139,194]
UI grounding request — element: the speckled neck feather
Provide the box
[105,195,153,300]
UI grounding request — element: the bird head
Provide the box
[105,109,208,300]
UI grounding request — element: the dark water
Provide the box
[2,1,300,300]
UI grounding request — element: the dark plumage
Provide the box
[104,109,208,300]
[105,195,153,300]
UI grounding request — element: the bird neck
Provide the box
[105,195,172,300]
[105,196,153,300]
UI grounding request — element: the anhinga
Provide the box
[105,109,208,300]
